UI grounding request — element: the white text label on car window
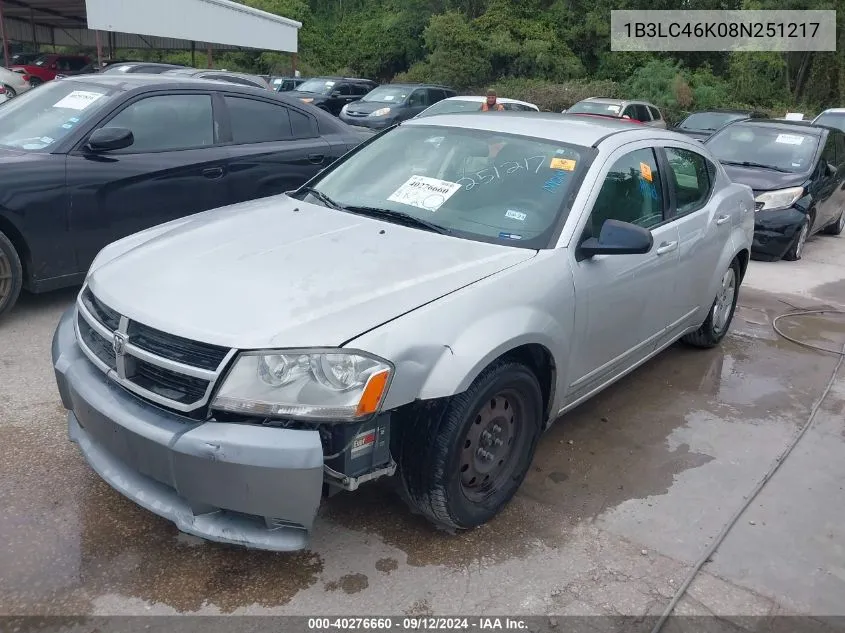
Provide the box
[387,175,462,212]
[775,134,805,145]
[53,91,105,110]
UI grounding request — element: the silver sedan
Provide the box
[53,113,755,550]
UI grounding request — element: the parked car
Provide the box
[272,76,306,92]
[100,62,188,75]
[52,113,753,550]
[162,67,271,90]
[339,83,456,129]
[0,65,32,97]
[705,119,845,261]
[413,95,538,119]
[0,74,370,317]
[287,77,378,116]
[812,108,845,133]
[565,98,667,128]
[674,109,768,141]
[10,54,91,86]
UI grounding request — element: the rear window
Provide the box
[568,100,623,116]
[813,112,845,133]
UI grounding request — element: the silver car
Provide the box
[565,98,667,128]
[52,113,754,550]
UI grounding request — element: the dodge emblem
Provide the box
[113,332,127,356]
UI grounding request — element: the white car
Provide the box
[0,66,32,98]
[415,95,540,118]
[812,108,845,132]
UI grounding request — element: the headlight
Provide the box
[369,107,391,117]
[212,350,392,421]
[340,103,349,114]
[300,97,314,104]
[754,186,804,211]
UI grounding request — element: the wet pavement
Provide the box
[2,235,845,622]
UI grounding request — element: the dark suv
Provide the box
[339,83,456,129]
[287,77,377,116]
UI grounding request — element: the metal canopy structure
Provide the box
[0,0,301,53]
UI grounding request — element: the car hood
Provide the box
[345,101,397,115]
[87,196,536,350]
[719,163,809,192]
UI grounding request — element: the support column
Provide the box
[0,0,10,69]
[30,7,36,47]
[207,45,212,68]
[95,30,103,68]
[191,40,196,67]
[292,52,297,77]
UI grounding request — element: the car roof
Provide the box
[439,95,538,107]
[376,83,452,89]
[403,112,675,146]
[580,97,657,107]
[308,76,375,83]
[816,108,845,115]
[57,73,273,94]
[731,118,825,135]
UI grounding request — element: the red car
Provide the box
[9,54,91,86]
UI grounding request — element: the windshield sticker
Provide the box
[499,232,522,240]
[640,162,653,182]
[505,209,527,221]
[61,123,73,129]
[53,90,105,110]
[776,134,805,145]
[387,175,462,211]
[543,169,568,193]
[325,81,335,86]
[639,179,660,201]
[68,116,80,123]
[607,105,621,113]
[383,95,394,101]
[40,136,54,144]
[550,157,576,171]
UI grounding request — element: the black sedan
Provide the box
[674,109,768,141]
[0,74,370,317]
[705,120,845,261]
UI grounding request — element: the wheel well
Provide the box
[0,216,29,283]
[502,344,556,424]
[735,248,749,282]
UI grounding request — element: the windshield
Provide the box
[813,112,845,133]
[0,80,113,151]
[567,101,623,116]
[33,55,51,67]
[706,124,819,173]
[296,78,337,95]
[297,125,592,248]
[361,86,410,103]
[679,112,748,132]
[418,99,483,117]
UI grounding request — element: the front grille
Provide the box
[131,360,210,404]
[75,287,232,412]
[77,313,116,367]
[127,321,228,371]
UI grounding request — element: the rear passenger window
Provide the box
[427,88,446,103]
[634,104,652,121]
[289,109,317,138]
[648,106,662,120]
[225,96,291,143]
[587,148,664,234]
[665,147,712,215]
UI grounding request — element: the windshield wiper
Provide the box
[299,186,344,210]
[343,206,452,235]
[719,160,790,173]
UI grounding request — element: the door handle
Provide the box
[307,154,325,165]
[715,214,731,225]
[202,166,224,179]
[655,241,678,255]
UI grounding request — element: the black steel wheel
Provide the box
[0,230,23,319]
[399,360,543,530]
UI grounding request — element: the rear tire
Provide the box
[824,210,844,236]
[29,77,42,88]
[0,230,23,319]
[399,360,543,530]
[3,84,16,98]
[682,258,740,349]
[784,216,811,261]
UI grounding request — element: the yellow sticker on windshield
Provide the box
[550,157,576,171]
[640,162,653,181]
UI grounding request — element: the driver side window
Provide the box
[586,148,664,237]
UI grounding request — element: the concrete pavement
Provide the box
[0,231,843,627]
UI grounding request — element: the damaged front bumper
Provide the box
[51,308,325,551]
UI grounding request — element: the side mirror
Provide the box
[85,127,134,152]
[579,219,654,258]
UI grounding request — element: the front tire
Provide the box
[824,210,844,236]
[784,216,810,261]
[29,77,42,88]
[683,258,740,348]
[0,230,23,319]
[399,360,544,530]
[3,84,15,98]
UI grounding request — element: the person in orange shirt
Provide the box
[481,89,504,111]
